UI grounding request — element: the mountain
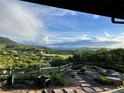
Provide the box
[51,46,100,51]
[0,37,16,44]
[0,37,73,54]
[0,37,106,52]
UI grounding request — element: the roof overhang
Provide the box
[22,0,124,23]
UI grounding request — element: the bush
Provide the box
[77,68,85,75]
[72,64,84,70]
[51,73,67,86]
[50,57,67,67]
[15,79,26,84]
[94,76,112,85]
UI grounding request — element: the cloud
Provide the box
[40,34,49,42]
[23,3,78,17]
[93,15,100,19]
[83,13,100,19]
[45,32,124,48]
[0,0,44,42]
[50,9,77,16]
[0,0,123,49]
[104,32,111,37]
[0,0,78,44]
[49,40,118,48]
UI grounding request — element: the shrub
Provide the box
[94,76,112,85]
[77,68,85,75]
[15,79,26,84]
[50,57,66,67]
[51,73,67,86]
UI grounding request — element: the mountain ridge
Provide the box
[0,37,16,44]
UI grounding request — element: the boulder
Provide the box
[106,77,122,86]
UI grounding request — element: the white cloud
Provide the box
[50,9,77,16]
[0,0,45,42]
[0,0,78,44]
[45,32,124,48]
[0,0,124,49]
[40,34,49,42]
[24,4,77,17]
[93,15,100,19]
[104,32,111,37]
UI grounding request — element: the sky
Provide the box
[0,0,124,49]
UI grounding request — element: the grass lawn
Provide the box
[44,54,72,59]
[0,44,6,51]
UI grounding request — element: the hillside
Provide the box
[0,36,73,54]
[0,36,72,69]
[0,37,16,44]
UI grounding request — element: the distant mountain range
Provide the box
[50,46,101,51]
[0,37,73,54]
[0,36,111,51]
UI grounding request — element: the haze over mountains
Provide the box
[0,36,102,51]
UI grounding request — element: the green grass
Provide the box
[51,72,68,86]
[0,43,6,51]
[44,54,72,59]
[94,76,112,85]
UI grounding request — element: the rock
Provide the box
[80,66,107,76]
[80,83,91,87]
[75,76,80,78]
[103,87,111,91]
[76,77,82,80]
[106,77,122,85]
[83,87,95,93]
[78,80,86,83]
[71,71,77,75]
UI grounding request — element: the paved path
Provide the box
[73,71,97,93]
[71,70,111,93]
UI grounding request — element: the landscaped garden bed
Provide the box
[78,66,124,87]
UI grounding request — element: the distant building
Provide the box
[13,56,19,60]
[3,51,7,55]
[39,51,45,55]
[12,50,18,54]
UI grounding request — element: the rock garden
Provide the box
[77,66,124,87]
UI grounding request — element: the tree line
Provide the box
[68,48,124,72]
